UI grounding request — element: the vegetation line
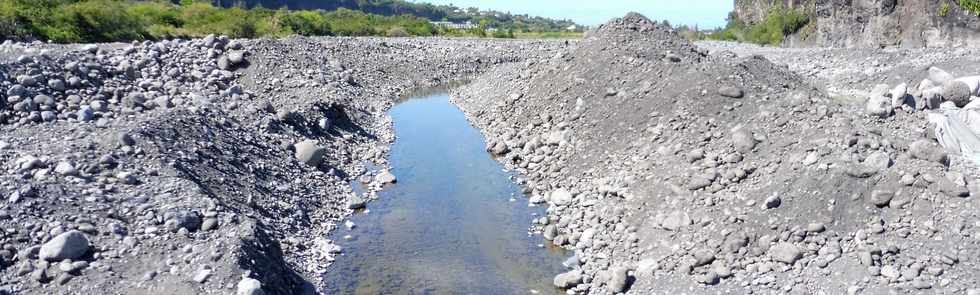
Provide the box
[0,0,582,43]
[704,4,810,46]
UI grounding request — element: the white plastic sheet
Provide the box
[928,102,980,165]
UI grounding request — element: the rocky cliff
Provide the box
[734,0,980,47]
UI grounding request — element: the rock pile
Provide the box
[454,13,979,294]
[0,35,566,294]
[867,66,980,115]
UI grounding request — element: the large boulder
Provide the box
[553,270,583,288]
[928,67,954,85]
[909,139,947,164]
[606,267,630,293]
[771,242,802,264]
[921,87,944,109]
[549,188,573,205]
[294,140,325,166]
[889,83,908,108]
[39,231,90,261]
[942,80,971,107]
[375,170,397,184]
[865,84,892,117]
[237,277,265,295]
[955,76,980,94]
[731,127,757,153]
[717,86,744,98]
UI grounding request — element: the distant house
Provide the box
[566,25,578,31]
[431,21,479,30]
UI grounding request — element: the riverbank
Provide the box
[453,13,980,294]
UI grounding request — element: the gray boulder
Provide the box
[718,86,744,98]
[909,139,947,164]
[76,106,94,122]
[661,210,691,231]
[890,83,908,108]
[166,211,202,232]
[942,80,971,107]
[237,278,265,295]
[865,84,892,117]
[375,170,397,184]
[39,231,90,261]
[228,51,246,65]
[771,242,802,264]
[928,67,954,85]
[870,190,894,207]
[347,195,367,209]
[217,56,231,70]
[731,127,757,153]
[553,270,583,288]
[606,267,630,293]
[921,86,944,109]
[550,188,573,205]
[294,140,325,166]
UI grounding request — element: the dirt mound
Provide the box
[454,13,977,294]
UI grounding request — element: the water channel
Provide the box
[323,90,567,294]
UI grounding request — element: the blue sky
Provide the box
[413,0,733,28]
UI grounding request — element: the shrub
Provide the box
[181,3,256,38]
[42,0,147,43]
[940,2,951,17]
[387,26,409,37]
[0,0,561,42]
[960,0,980,16]
[708,5,809,46]
[127,1,183,39]
[491,28,514,38]
[324,8,375,36]
[283,10,331,36]
[0,0,29,39]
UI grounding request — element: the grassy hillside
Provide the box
[213,0,579,33]
[0,0,578,43]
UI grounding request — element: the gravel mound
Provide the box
[454,13,978,294]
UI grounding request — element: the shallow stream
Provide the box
[323,90,566,294]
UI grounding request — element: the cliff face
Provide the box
[734,0,980,47]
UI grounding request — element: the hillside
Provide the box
[734,0,980,47]
[213,0,580,32]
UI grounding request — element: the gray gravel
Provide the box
[0,36,566,294]
[454,13,980,294]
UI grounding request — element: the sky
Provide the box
[413,0,733,29]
